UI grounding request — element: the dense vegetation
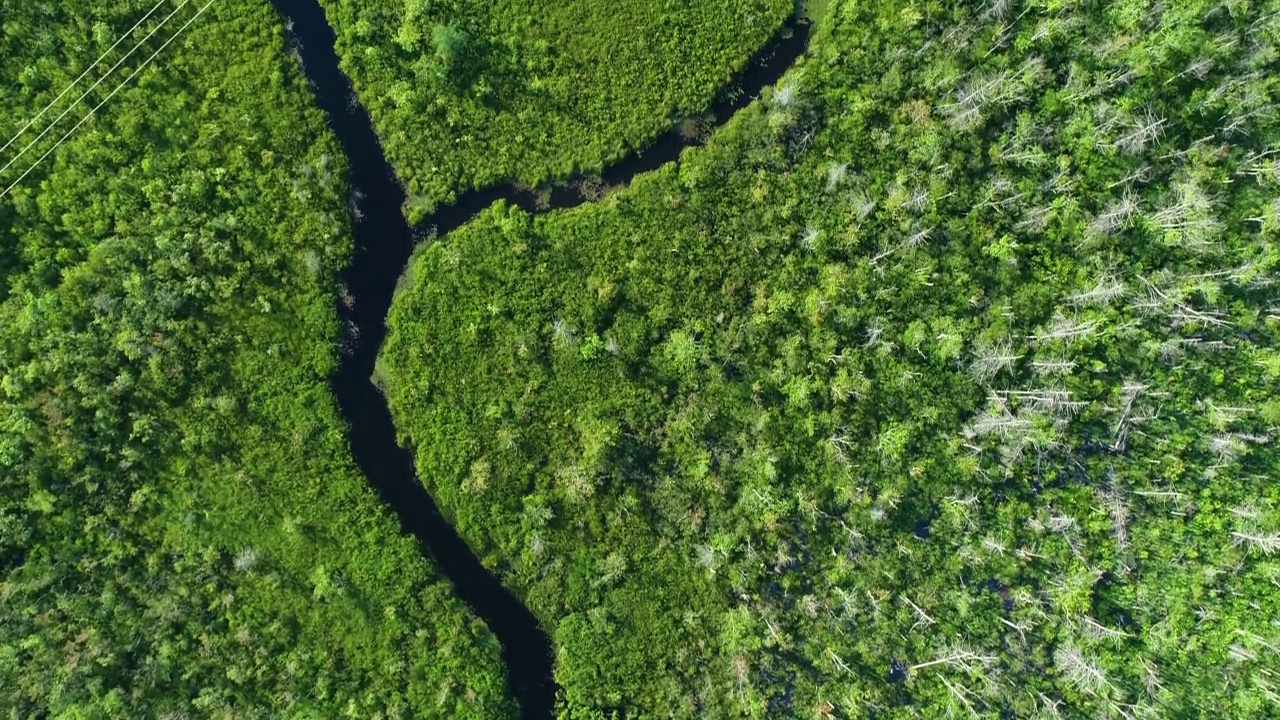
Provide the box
[381,0,1280,716]
[318,0,793,221]
[0,2,514,716]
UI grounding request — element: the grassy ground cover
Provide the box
[319,0,793,222]
[381,0,1280,716]
[0,2,513,716]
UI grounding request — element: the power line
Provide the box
[0,0,215,201]
[0,0,191,180]
[0,0,169,156]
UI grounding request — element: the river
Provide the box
[268,0,809,717]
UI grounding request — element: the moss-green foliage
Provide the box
[320,0,793,221]
[0,2,513,716]
[382,0,1280,715]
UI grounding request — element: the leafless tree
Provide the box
[801,225,821,251]
[1000,141,1048,171]
[826,429,857,466]
[1031,313,1100,343]
[1113,108,1167,154]
[964,395,1032,439]
[1231,529,1280,555]
[1087,196,1139,238]
[1015,204,1053,233]
[826,162,848,191]
[969,340,1023,383]
[1031,354,1077,376]
[909,645,997,674]
[1135,276,1232,329]
[1151,180,1221,251]
[994,388,1088,416]
[1210,432,1269,463]
[1136,656,1164,697]
[1055,645,1114,697]
[1165,56,1215,86]
[863,318,885,348]
[1235,628,1280,657]
[906,225,935,249]
[1079,614,1131,646]
[851,189,877,220]
[1110,381,1147,451]
[826,648,854,675]
[902,594,936,631]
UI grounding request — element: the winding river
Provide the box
[269,1,809,717]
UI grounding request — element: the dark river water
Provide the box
[268,1,809,717]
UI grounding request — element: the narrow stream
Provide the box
[269,1,809,717]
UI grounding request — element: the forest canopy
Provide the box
[0,2,512,717]
[380,0,1280,716]
[318,0,793,221]
[4,0,1280,717]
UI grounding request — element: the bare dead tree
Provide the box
[1231,529,1280,555]
[1068,274,1128,307]
[940,676,981,718]
[863,318,885,348]
[908,185,932,212]
[1031,313,1101,343]
[963,395,1033,439]
[1112,381,1146,452]
[1055,645,1114,697]
[1031,690,1065,719]
[1107,165,1153,190]
[1200,399,1257,429]
[1165,56,1214,86]
[1087,195,1139,238]
[1235,628,1280,657]
[826,429,857,467]
[1031,354,1077,376]
[1015,203,1053,233]
[997,617,1032,643]
[907,225,935,248]
[1210,432,1270,463]
[1113,108,1167,154]
[826,648,854,674]
[1135,276,1232,329]
[851,189,877,220]
[1137,656,1164,696]
[826,162,849,191]
[1045,166,1074,195]
[1000,133,1048,168]
[801,225,821,251]
[1151,180,1221,251]
[1228,643,1257,662]
[969,340,1023,383]
[994,388,1089,416]
[1237,148,1280,183]
[902,594,936,631]
[1079,614,1131,646]
[1030,12,1083,45]
[909,645,997,674]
